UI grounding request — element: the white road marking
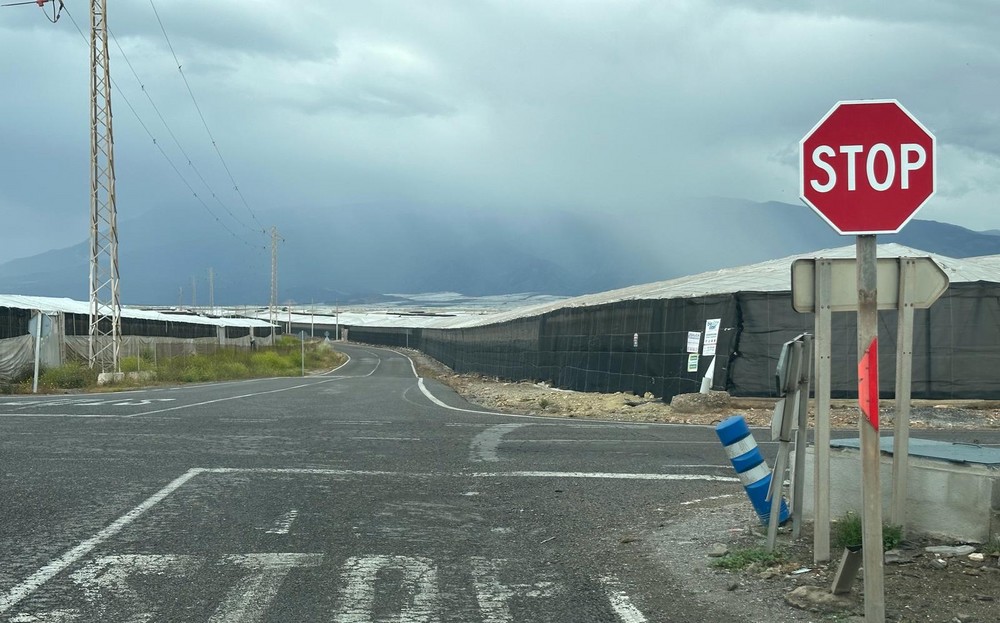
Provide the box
[0,468,202,615]
[0,413,121,418]
[265,510,299,535]
[1,466,735,615]
[470,424,526,462]
[127,377,348,418]
[349,436,422,441]
[208,554,324,623]
[681,494,737,506]
[9,609,80,621]
[70,554,202,617]
[334,555,439,623]
[600,576,649,623]
[471,557,561,623]
[468,471,740,482]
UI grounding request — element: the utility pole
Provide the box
[191,275,197,309]
[87,0,121,373]
[208,267,215,312]
[270,227,280,334]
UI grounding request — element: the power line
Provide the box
[61,4,267,252]
[148,0,266,233]
[107,28,262,238]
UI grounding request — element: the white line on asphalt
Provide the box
[127,377,348,418]
[470,424,527,462]
[349,437,422,441]
[468,471,740,482]
[210,554,325,623]
[0,413,121,418]
[680,494,737,506]
[199,467,739,482]
[0,465,735,615]
[502,439,764,446]
[600,576,649,623]
[335,555,439,622]
[265,510,299,535]
[0,468,204,615]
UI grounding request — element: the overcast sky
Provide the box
[1,0,998,264]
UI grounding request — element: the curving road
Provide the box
[1,343,994,622]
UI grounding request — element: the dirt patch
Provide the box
[402,348,1000,621]
[653,501,1000,623]
[408,349,1000,431]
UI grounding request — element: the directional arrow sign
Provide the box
[790,257,948,313]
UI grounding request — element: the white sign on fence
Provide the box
[702,319,721,357]
[686,332,701,353]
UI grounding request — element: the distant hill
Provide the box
[1,199,998,305]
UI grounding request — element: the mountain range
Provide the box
[1,198,998,305]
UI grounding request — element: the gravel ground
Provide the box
[403,349,1000,623]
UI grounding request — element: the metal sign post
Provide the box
[766,334,811,551]
[791,255,948,554]
[813,260,833,562]
[856,236,884,622]
[891,259,917,528]
[32,312,43,394]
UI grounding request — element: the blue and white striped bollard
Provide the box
[715,414,789,525]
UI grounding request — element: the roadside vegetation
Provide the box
[2,337,346,393]
[711,546,786,570]
[832,510,903,552]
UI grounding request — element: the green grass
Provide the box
[38,362,98,390]
[711,546,786,570]
[832,511,903,551]
[17,339,346,392]
[984,535,1000,555]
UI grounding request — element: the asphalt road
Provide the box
[0,343,996,622]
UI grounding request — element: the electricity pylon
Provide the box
[87,0,121,373]
[269,227,280,334]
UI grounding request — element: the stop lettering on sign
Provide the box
[808,143,927,193]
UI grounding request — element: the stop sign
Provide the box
[799,100,936,235]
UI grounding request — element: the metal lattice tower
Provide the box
[88,0,121,373]
[269,227,280,333]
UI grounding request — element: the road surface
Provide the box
[0,343,995,622]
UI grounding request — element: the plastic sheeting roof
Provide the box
[0,294,272,328]
[329,244,1000,331]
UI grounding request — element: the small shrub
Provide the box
[984,535,1000,555]
[539,397,551,409]
[38,362,97,389]
[712,546,785,570]
[832,511,902,551]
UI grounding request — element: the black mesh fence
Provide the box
[349,295,739,402]
[347,282,1000,402]
[0,307,31,339]
[64,313,221,339]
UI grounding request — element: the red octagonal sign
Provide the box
[800,100,936,235]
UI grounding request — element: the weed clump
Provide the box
[832,511,902,552]
[711,546,786,570]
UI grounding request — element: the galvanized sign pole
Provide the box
[891,259,917,528]
[856,235,884,622]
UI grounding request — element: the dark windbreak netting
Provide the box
[728,282,1000,399]
[0,307,31,339]
[350,295,740,402]
[348,281,1000,402]
[64,313,219,339]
